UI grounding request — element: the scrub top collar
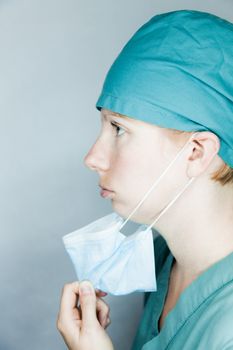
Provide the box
[144,247,233,349]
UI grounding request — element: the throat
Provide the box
[158,259,189,332]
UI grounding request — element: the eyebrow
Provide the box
[101,110,134,125]
[101,112,125,121]
[100,110,137,129]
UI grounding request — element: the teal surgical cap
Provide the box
[95,10,233,168]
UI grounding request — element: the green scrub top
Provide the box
[131,234,233,350]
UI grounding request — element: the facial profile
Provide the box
[84,108,220,226]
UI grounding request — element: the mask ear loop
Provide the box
[144,145,219,233]
[118,131,200,232]
[144,176,195,233]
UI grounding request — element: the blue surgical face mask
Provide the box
[62,132,200,295]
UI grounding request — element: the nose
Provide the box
[83,138,110,173]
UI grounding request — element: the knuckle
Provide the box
[72,280,80,288]
[56,317,67,335]
[56,318,62,331]
[62,281,78,292]
[62,283,70,292]
[105,318,111,328]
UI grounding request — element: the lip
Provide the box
[99,184,113,191]
[99,185,114,198]
[100,189,114,198]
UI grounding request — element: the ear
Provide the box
[186,131,220,178]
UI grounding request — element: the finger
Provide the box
[95,288,108,297]
[96,298,110,327]
[107,317,111,325]
[79,280,97,329]
[105,317,111,329]
[59,281,81,321]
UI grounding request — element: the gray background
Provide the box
[1,1,232,349]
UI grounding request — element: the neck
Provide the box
[154,179,233,283]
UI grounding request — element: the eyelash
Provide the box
[110,122,125,137]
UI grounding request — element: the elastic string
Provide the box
[118,132,199,232]
[145,177,195,233]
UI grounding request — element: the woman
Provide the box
[57,9,233,350]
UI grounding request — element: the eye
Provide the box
[110,122,125,137]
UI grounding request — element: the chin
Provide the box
[112,202,148,225]
[111,201,128,219]
[111,204,124,218]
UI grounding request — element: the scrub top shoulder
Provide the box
[131,234,233,350]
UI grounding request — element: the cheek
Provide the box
[111,144,171,223]
[112,147,161,201]
[115,150,151,184]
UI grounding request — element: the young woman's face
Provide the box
[84,108,190,225]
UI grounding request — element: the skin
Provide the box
[57,281,113,350]
[57,108,233,348]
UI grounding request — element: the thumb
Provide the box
[79,280,98,329]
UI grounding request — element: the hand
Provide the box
[56,280,114,350]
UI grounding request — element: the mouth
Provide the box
[99,184,113,191]
[99,184,114,198]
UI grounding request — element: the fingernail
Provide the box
[80,281,93,295]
